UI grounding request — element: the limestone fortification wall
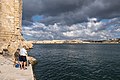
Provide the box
[0,0,32,55]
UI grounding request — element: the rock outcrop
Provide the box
[0,0,33,55]
[28,56,37,65]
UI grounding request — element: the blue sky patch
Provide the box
[32,15,43,22]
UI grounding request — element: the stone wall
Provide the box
[0,0,32,55]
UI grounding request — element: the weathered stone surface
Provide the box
[28,56,37,65]
[0,1,35,80]
[22,41,33,49]
[0,55,34,80]
[0,0,33,54]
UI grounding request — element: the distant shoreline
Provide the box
[28,38,120,44]
[32,42,120,44]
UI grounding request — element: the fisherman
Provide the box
[19,45,28,70]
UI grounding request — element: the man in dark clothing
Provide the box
[14,49,20,67]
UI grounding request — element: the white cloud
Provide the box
[23,27,33,30]
[22,17,120,40]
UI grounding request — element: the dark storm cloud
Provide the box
[23,0,120,25]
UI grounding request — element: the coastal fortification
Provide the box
[0,1,35,79]
[0,0,32,55]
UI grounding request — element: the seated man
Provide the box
[14,49,20,67]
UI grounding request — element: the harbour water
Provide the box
[29,44,120,80]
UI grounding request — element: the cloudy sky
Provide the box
[22,0,120,40]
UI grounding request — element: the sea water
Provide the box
[29,44,120,80]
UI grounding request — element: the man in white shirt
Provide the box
[19,45,28,70]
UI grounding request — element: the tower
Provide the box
[0,0,24,54]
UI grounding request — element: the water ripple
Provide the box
[30,44,120,80]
